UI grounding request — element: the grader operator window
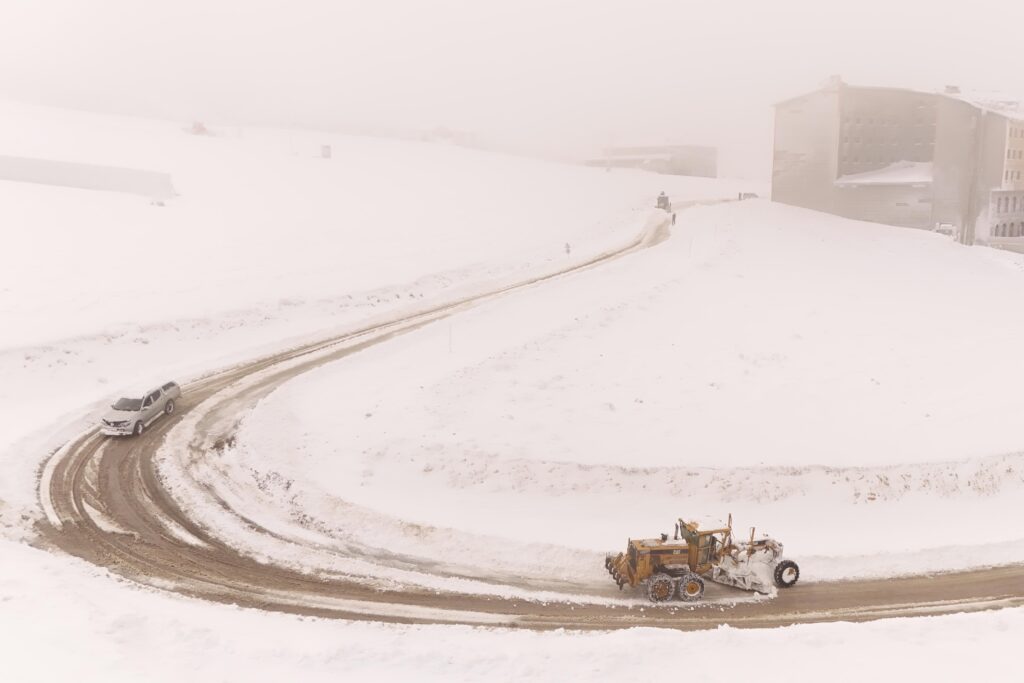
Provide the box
[698,536,716,565]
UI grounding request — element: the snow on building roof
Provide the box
[835,161,933,187]
[776,79,1024,123]
[946,90,1024,122]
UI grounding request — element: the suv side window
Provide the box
[143,395,153,408]
[145,390,160,407]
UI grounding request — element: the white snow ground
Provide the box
[202,199,1024,593]
[0,100,742,541]
[2,102,1022,681]
[2,541,1018,683]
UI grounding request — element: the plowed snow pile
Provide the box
[213,200,1024,588]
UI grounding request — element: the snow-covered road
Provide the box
[37,205,1024,628]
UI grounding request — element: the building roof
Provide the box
[776,79,1024,123]
[946,90,1024,122]
[834,161,933,187]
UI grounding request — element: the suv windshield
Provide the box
[112,397,143,411]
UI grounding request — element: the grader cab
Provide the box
[655,192,677,225]
[605,515,800,602]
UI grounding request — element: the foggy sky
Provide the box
[1,0,1021,178]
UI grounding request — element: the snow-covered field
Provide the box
[0,101,742,540]
[3,541,1018,683]
[197,200,1024,593]
[2,102,1022,681]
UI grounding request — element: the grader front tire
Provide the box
[774,560,800,588]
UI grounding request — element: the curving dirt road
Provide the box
[37,207,1024,630]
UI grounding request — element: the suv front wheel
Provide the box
[134,421,144,436]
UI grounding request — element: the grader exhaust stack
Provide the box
[605,515,800,602]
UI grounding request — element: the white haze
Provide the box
[0,0,1021,178]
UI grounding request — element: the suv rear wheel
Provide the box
[164,399,175,415]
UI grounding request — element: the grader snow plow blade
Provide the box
[605,553,629,589]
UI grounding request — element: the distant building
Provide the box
[419,126,479,148]
[0,155,175,200]
[586,144,717,178]
[772,77,1024,245]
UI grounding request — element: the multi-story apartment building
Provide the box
[772,77,1023,244]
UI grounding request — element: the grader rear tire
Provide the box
[646,574,675,602]
[677,574,705,601]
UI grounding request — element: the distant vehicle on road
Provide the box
[655,191,677,224]
[100,381,181,436]
[656,191,672,212]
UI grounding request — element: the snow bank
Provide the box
[0,540,1019,683]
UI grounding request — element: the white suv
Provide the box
[100,381,181,436]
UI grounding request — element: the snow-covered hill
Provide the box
[0,101,745,536]
[2,102,1021,683]
[206,200,1024,589]
[0,100,741,350]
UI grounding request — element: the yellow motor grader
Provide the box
[605,515,799,602]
